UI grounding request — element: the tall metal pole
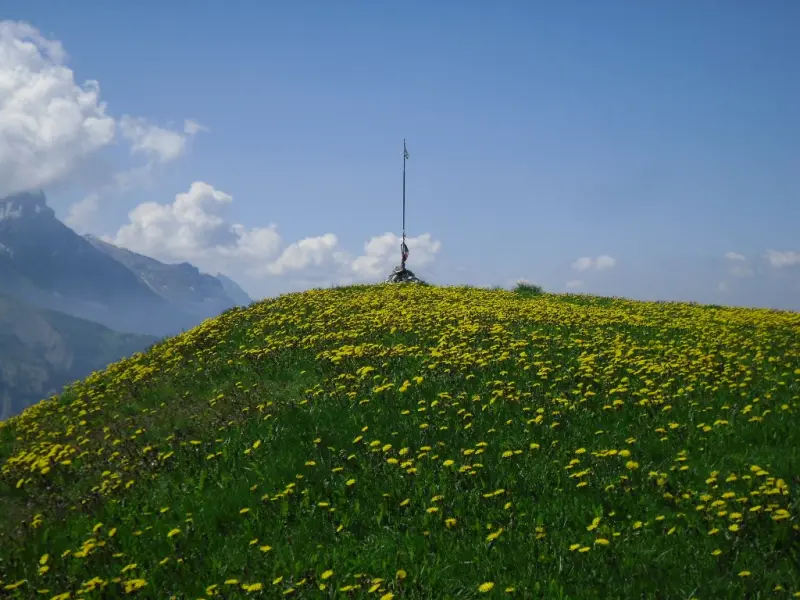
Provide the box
[401,139,407,269]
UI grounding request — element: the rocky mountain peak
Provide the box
[0,190,55,223]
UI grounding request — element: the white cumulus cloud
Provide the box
[766,250,800,268]
[183,119,208,136]
[264,233,348,276]
[119,115,205,164]
[119,116,186,164]
[571,254,616,272]
[721,251,753,277]
[0,19,201,233]
[350,233,441,279]
[0,21,116,197]
[109,181,280,273]
[730,264,754,278]
[108,181,442,287]
[64,192,100,232]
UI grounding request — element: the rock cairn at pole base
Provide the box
[384,265,424,284]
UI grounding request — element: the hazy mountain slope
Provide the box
[0,191,244,336]
[0,291,157,419]
[0,191,198,336]
[216,272,253,306]
[84,235,247,320]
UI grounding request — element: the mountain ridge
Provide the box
[0,191,252,336]
[84,234,252,321]
[0,191,190,336]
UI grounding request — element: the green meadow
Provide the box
[1,285,798,599]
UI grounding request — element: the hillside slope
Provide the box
[1,286,799,598]
[0,292,158,419]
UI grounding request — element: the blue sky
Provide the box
[2,1,799,308]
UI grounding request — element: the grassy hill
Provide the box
[1,285,798,599]
[0,293,158,419]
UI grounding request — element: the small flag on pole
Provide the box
[404,142,409,160]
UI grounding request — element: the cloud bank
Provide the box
[571,255,617,272]
[0,21,115,198]
[0,20,203,223]
[766,250,800,269]
[107,181,442,293]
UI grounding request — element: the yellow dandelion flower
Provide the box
[123,579,147,594]
[478,582,495,593]
[486,528,504,542]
